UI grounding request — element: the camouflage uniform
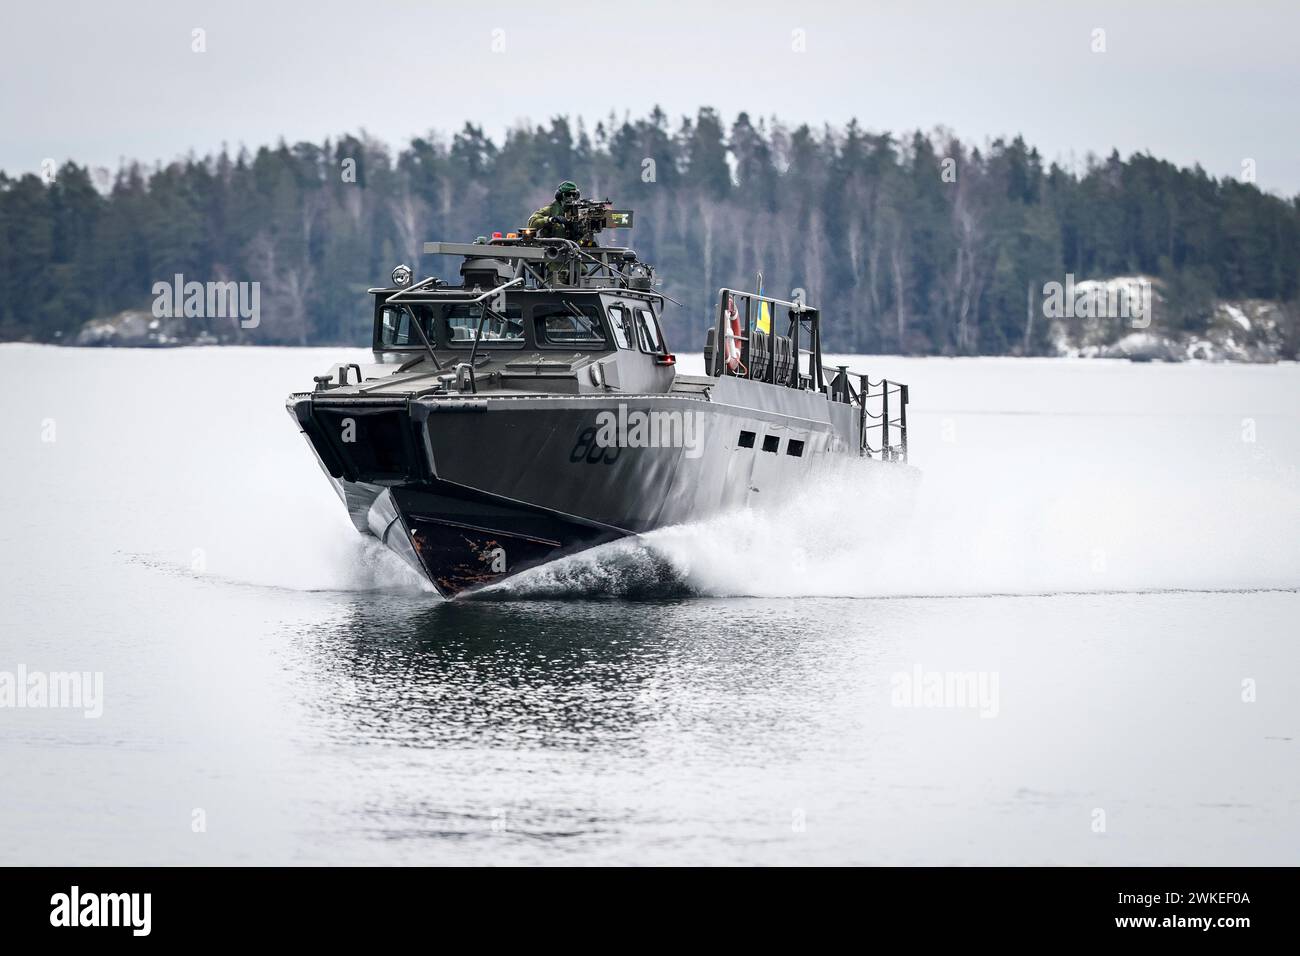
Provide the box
[528,182,580,238]
[527,201,559,235]
[527,201,567,238]
[529,183,580,283]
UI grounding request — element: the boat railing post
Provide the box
[789,309,800,389]
[713,291,725,377]
[812,312,823,392]
[858,374,868,456]
[768,297,778,385]
[881,379,891,462]
[900,383,909,464]
[748,295,759,382]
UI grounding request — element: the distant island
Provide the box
[3,107,1297,361]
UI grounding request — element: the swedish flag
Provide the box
[755,273,771,333]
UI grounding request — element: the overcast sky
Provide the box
[3,0,1297,194]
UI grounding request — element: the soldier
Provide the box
[527,181,581,238]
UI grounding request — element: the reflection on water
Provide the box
[290,598,889,760]
[270,596,909,864]
[259,589,1300,865]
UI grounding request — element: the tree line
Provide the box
[2,106,1298,354]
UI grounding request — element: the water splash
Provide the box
[486,444,1300,601]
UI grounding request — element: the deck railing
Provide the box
[822,366,909,463]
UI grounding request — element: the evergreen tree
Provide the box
[1,108,1297,356]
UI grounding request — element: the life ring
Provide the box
[724,295,743,372]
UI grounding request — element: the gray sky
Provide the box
[3,0,1297,194]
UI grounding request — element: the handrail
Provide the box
[379,278,442,369]
[821,363,906,393]
[464,278,526,366]
[852,374,909,463]
[371,276,526,305]
[708,284,909,463]
[419,276,524,308]
[382,276,438,302]
[376,276,524,367]
[712,287,820,389]
[716,287,810,313]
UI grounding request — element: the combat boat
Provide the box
[286,200,911,597]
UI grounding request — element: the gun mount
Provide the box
[422,236,655,293]
[550,198,634,246]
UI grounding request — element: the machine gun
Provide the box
[556,198,634,246]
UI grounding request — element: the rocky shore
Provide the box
[71,310,229,348]
[1049,279,1293,363]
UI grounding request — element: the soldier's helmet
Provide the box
[555,181,581,201]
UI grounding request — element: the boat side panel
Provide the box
[413,392,850,533]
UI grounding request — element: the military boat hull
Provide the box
[287,224,911,597]
[289,376,875,597]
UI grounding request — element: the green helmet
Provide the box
[555,180,580,201]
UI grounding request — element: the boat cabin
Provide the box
[361,237,676,395]
[340,232,907,462]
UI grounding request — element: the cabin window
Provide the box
[762,435,780,453]
[535,304,607,347]
[738,430,756,448]
[634,308,664,354]
[442,303,524,346]
[786,439,805,457]
[379,306,412,347]
[377,303,437,349]
[607,306,632,350]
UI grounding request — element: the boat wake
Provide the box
[472,540,694,601]
[160,419,1300,603]
[482,450,1300,601]
[126,536,435,598]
